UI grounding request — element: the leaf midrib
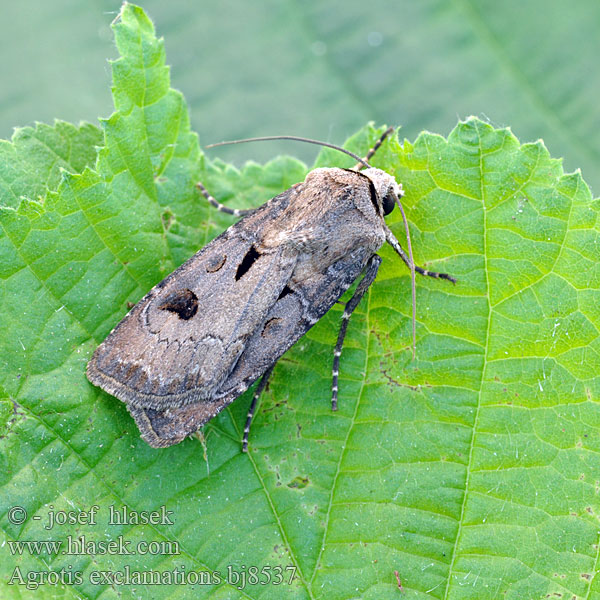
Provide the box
[442,120,488,599]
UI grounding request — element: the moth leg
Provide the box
[352,126,395,170]
[384,226,456,283]
[242,362,276,453]
[196,182,256,218]
[332,254,382,411]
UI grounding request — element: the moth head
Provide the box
[361,167,404,217]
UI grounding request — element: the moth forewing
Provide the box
[86,185,297,408]
[87,133,455,450]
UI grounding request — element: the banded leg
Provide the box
[332,254,382,411]
[196,182,256,218]
[242,363,276,452]
[352,126,395,170]
[384,225,456,283]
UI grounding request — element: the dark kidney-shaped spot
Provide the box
[278,285,293,300]
[236,245,262,280]
[158,289,199,320]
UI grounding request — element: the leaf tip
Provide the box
[111,2,156,37]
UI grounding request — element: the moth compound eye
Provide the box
[382,191,396,216]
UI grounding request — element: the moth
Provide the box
[87,128,455,451]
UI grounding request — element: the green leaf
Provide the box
[1,4,598,600]
[0,120,103,209]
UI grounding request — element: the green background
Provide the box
[1,3,599,599]
[1,0,600,190]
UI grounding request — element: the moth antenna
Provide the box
[395,198,417,359]
[352,126,395,170]
[206,136,371,169]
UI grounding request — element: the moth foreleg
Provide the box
[242,362,276,453]
[384,226,456,284]
[196,182,256,218]
[332,254,382,411]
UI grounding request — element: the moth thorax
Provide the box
[362,167,403,200]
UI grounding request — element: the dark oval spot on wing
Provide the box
[158,288,199,320]
[206,253,227,272]
[236,245,262,280]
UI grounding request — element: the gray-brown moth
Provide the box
[86,129,454,450]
